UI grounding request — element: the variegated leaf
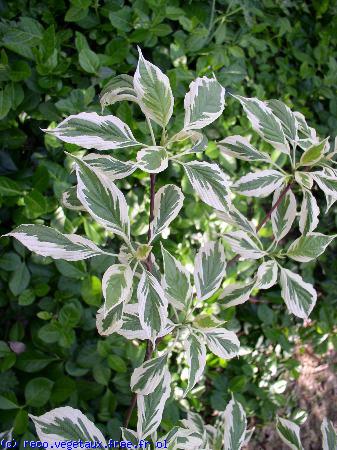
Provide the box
[138,269,168,344]
[183,161,231,212]
[321,418,337,450]
[0,429,12,440]
[62,186,85,211]
[216,206,257,236]
[131,353,168,395]
[134,47,173,127]
[223,397,247,450]
[74,156,130,240]
[161,244,192,311]
[294,110,319,150]
[267,99,298,143]
[7,224,104,260]
[83,153,137,180]
[295,171,313,190]
[169,129,208,154]
[29,407,106,445]
[137,368,171,440]
[163,426,204,450]
[194,241,226,301]
[150,184,184,242]
[299,138,329,167]
[102,264,133,317]
[234,170,285,198]
[100,74,138,110]
[299,189,319,235]
[287,233,335,263]
[312,171,337,199]
[271,186,296,241]
[276,417,303,450]
[234,96,289,154]
[96,302,124,336]
[136,146,168,173]
[120,428,138,446]
[255,260,278,289]
[183,330,206,395]
[44,112,139,150]
[218,135,270,162]
[219,281,255,308]
[183,76,226,130]
[223,230,265,260]
[279,268,317,319]
[203,328,240,360]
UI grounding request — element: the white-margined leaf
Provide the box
[218,135,270,162]
[131,353,168,395]
[203,328,240,360]
[62,186,85,211]
[183,76,226,130]
[276,417,303,450]
[44,112,139,150]
[183,330,206,395]
[163,426,204,450]
[96,302,124,336]
[7,224,104,261]
[0,429,12,440]
[150,184,184,242]
[120,428,138,446]
[74,156,130,240]
[255,260,278,290]
[321,168,337,213]
[234,96,289,154]
[299,189,319,235]
[271,186,296,241]
[299,138,329,167]
[137,368,171,440]
[180,412,209,447]
[295,171,313,190]
[287,233,335,263]
[321,418,337,450]
[267,99,298,143]
[29,407,106,445]
[312,171,337,199]
[136,146,168,173]
[279,268,317,319]
[219,281,255,308]
[223,397,247,450]
[169,129,208,154]
[100,74,138,110]
[83,153,137,180]
[216,207,257,236]
[294,110,319,150]
[194,241,226,301]
[243,428,255,447]
[161,244,192,311]
[102,264,133,317]
[134,47,173,127]
[183,161,231,212]
[234,169,285,198]
[138,269,168,344]
[223,230,265,260]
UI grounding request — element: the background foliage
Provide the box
[1,0,337,445]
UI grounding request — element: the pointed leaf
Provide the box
[150,184,184,242]
[83,153,137,180]
[312,171,337,199]
[271,186,296,241]
[183,331,206,395]
[29,407,106,445]
[7,224,104,260]
[219,281,255,308]
[102,264,133,317]
[299,138,329,167]
[131,353,168,395]
[223,397,247,450]
[223,231,265,260]
[234,96,289,154]
[267,99,298,143]
[299,189,319,235]
[183,76,226,130]
[276,417,303,450]
[136,146,168,173]
[100,74,138,110]
[62,186,85,211]
[216,206,256,236]
[321,418,337,450]
[279,268,317,319]
[161,245,192,311]
[295,171,313,190]
[234,170,285,198]
[96,302,124,336]
[255,260,278,289]
[44,112,139,150]
[204,328,240,360]
[287,233,335,262]
[194,241,226,301]
[183,161,231,212]
[134,48,173,127]
[219,135,270,162]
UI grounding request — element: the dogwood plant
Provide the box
[5,48,337,448]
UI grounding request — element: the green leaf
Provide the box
[194,241,226,301]
[183,161,231,212]
[0,395,19,410]
[131,353,168,395]
[134,47,173,127]
[9,262,30,296]
[299,138,328,166]
[25,377,54,407]
[223,397,247,450]
[276,417,303,450]
[219,135,270,162]
[287,233,335,262]
[136,146,168,173]
[279,268,317,319]
[234,170,285,198]
[183,76,226,130]
[79,48,100,74]
[0,85,12,120]
[0,176,23,197]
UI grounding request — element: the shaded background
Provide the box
[0,0,337,447]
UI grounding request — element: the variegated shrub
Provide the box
[5,48,337,448]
